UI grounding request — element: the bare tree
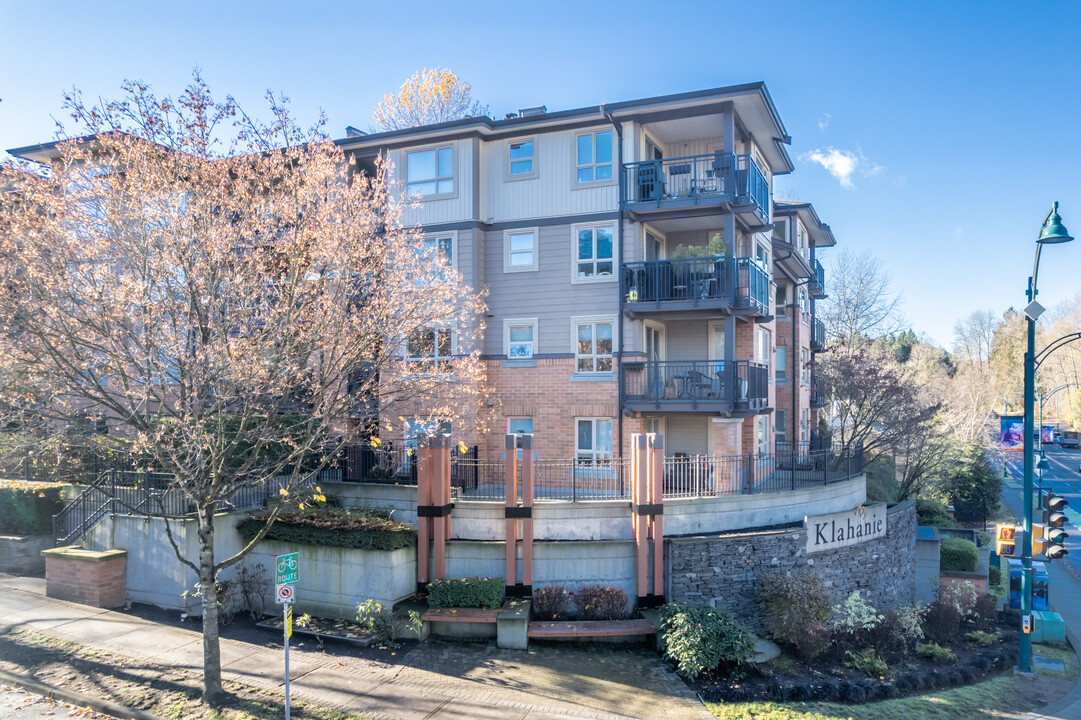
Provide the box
[952,310,998,370]
[820,250,905,348]
[0,74,483,703]
[372,68,489,131]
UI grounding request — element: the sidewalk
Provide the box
[0,574,712,720]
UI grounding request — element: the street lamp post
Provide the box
[1021,202,1073,674]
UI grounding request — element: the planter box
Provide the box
[0,534,52,574]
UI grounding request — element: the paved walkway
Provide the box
[0,574,711,720]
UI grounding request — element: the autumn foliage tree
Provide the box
[0,74,483,703]
[372,67,489,131]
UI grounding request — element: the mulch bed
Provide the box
[694,619,1023,704]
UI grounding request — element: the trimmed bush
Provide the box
[576,585,630,621]
[532,585,573,620]
[237,506,415,551]
[658,603,756,679]
[916,498,961,528]
[940,537,979,573]
[758,571,832,646]
[918,642,957,665]
[426,577,503,609]
[0,481,65,535]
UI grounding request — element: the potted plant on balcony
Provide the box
[670,234,725,297]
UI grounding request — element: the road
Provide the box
[0,684,110,719]
[1003,443,1081,578]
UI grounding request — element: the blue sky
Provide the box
[4,0,1081,348]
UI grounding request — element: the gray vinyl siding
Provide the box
[664,415,709,456]
[665,321,709,362]
[388,138,475,227]
[481,223,620,357]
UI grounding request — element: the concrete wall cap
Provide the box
[41,545,128,562]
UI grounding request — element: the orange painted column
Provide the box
[416,436,431,587]
[504,433,518,590]
[632,433,649,601]
[649,433,665,599]
[432,435,450,580]
[521,434,534,591]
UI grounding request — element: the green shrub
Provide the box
[916,498,961,528]
[830,591,883,635]
[658,603,756,680]
[965,630,998,647]
[757,571,832,646]
[426,577,503,609]
[0,481,65,535]
[940,537,979,572]
[237,506,415,551]
[843,648,889,677]
[988,564,1001,589]
[357,598,421,649]
[917,642,957,665]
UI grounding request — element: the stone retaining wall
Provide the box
[0,534,51,574]
[667,500,916,633]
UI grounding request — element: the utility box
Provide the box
[1007,558,1049,611]
[1032,610,1066,645]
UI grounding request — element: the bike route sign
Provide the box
[276,552,299,585]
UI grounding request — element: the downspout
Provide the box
[603,105,626,459]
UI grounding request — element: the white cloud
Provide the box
[802,147,859,189]
[818,113,832,132]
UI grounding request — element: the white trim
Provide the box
[775,344,788,383]
[503,227,539,273]
[570,221,616,284]
[642,225,666,263]
[573,128,617,187]
[405,142,458,201]
[570,314,617,374]
[643,320,666,362]
[503,317,539,359]
[421,229,459,271]
[707,320,726,363]
[505,138,537,181]
[575,416,614,463]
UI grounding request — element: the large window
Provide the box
[406,146,454,197]
[574,224,614,280]
[574,318,614,373]
[576,417,613,464]
[504,318,538,359]
[508,417,533,458]
[508,140,535,178]
[504,229,538,272]
[775,346,787,382]
[576,130,613,183]
[406,328,453,368]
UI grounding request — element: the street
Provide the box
[1003,444,1081,579]
[0,684,109,720]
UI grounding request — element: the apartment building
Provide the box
[336,82,834,463]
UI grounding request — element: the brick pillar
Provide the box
[42,547,127,608]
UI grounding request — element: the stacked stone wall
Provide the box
[667,500,916,634]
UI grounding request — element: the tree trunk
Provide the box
[197,505,224,704]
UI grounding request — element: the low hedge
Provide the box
[0,481,65,535]
[426,576,503,609]
[940,537,979,573]
[237,507,415,551]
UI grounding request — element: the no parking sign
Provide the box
[275,583,295,604]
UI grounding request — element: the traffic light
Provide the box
[996,523,1021,557]
[1032,523,1045,555]
[1041,492,1070,560]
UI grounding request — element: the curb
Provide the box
[0,667,164,720]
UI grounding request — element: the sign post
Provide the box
[275,553,298,720]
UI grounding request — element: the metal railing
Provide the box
[812,258,826,292]
[812,318,827,350]
[621,152,770,220]
[453,457,631,503]
[621,255,770,310]
[621,359,768,410]
[338,442,479,488]
[811,374,826,407]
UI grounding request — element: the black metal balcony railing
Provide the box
[812,318,827,351]
[621,256,770,311]
[621,152,769,220]
[809,258,826,297]
[621,359,768,411]
[811,374,826,408]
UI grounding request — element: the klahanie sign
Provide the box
[805,504,887,554]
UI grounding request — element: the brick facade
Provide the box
[43,546,127,608]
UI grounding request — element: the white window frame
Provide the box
[508,417,534,458]
[421,230,458,271]
[503,227,538,273]
[772,217,789,245]
[404,327,455,368]
[801,409,810,443]
[504,318,539,359]
[405,144,456,199]
[799,288,810,324]
[757,414,769,455]
[575,417,614,465]
[775,283,788,317]
[755,327,771,368]
[775,410,788,447]
[775,345,787,383]
[801,347,810,385]
[571,222,616,283]
[571,315,616,374]
[575,129,615,185]
[797,221,809,259]
[506,138,537,180]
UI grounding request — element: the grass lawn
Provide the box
[706,644,1077,720]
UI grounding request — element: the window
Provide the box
[755,241,770,271]
[406,146,454,197]
[404,418,452,451]
[646,417,665,436]
[423,235,454,266]
[576,130,613,183]
[757,415,769,454]
[772,218,789,245]
[755,327,770,367]
[775,410,787,448]
[797,222,809,258]
[574,224,614,280]
[406,328,453,368]
[576,417,613,464]
[801,348,810,384]
[775,346,787,382]
[504,318,538,359]
[801,409,809,443]
[504,229,538,272]
[508,140,535,178]
[574,319,614,373]
[509,417,533,458]
[775,283,788,317]
[799,288,809,322]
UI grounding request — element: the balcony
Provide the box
[621,152,769,225]
[621,256,770,319]
[620,359,768,414]
[810,374,826,409]
[811,318,827,353]
[809,259,826,298]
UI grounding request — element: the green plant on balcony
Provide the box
[671,233,726,260]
